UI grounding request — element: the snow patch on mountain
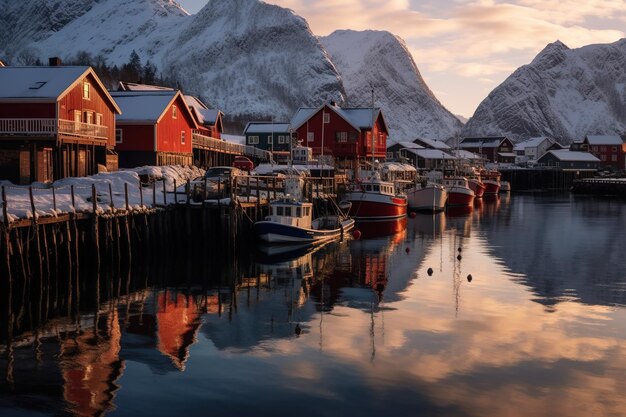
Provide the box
[320,29,462,141]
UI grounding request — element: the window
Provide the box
[285,207,292,216]
[74,110,81,123]
[323,112,330,124]
[611,155,617,161]
[84,111,94,125]
[336,132,347,143]
[248,136,259,144]
[278,135,285,144]
[374,185,380,192]
[386,152,393,159]
[296,207,301,217]
[83,82,91,99]
[172,105,177,119]
[601,155,607,161]
[601,146,607,152]
[115,129,123,144]
[181,130,186,144]
[612,147,618,152]
[267,135,273,144]
[95,113,102,125]
[277,206,283,216]
[307,132,314,142]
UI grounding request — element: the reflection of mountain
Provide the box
[478,195,626,307]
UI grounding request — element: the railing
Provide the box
[0,118,108,140]
[192,131,271,161]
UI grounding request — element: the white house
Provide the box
[513,136,558,165]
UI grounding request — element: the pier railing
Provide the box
[192,131,272,161]
[0,118,108,140]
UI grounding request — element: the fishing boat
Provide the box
[344,168,408,220]
[406,179,447,212]
[500,180,511,192]
[442,177,475,207]
[481,170,501,195]
[255,177,355,243]
[467,177,486,198]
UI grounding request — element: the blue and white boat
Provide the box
[255,177,355,243]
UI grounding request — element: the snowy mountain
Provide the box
[321,30,463,141]
[463,39,626,142]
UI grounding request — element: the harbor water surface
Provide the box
[1,193,625,417]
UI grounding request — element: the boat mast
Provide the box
[371,87,375,172]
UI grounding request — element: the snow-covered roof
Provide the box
[403,148,455,160]
[118,81,174,92]
[291,103,386,133]
[0,66,121,113]
[110,90,195,126]
[414,137,451,150]
[498,152,516,157]
[244,122,291,134]
[383,162,417,172]
[585,135,623,145]
[460,137,507,148]
[451,149,484,160]
[387,140,424,150]
[513,136,552,151]
[184,95,222,125]
[541,150,600,162]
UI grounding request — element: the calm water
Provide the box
[1,193,626,417]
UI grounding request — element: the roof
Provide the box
[451,149,485,160]
[460,137,507,148]
[387,140,424,150]
[109,90,196,127]
[118,81,174,91]
[244,122,291,134]
[403,148,455,160]
[585,135,623,145]
[383,162,417,172]
[540,150,600,162]
[184,95,222,125]
[414,137,451,150]
[513,136,552,151]
[498,152,516,157]
[291,103,387,133]
[0,66,121,113]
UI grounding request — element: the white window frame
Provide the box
[267,135,273,144]
[278,135,285,144]
[83,82,91,100]
[248,135,259,145]
[323,112,330,124]
[115,128,123,144]
[84,111,94,125]
[307,132,314,142]
[172,105,177,119]
[95,113,102,125]
[181,130,186,144]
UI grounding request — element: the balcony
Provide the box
[0,118,108,140]
[192,130,271,161]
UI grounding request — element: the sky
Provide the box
[177,0,626,118]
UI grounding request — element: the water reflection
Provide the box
[1,194,626,417]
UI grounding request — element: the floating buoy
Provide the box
[427,267,433,276]
[352,229,362,240]
[409,212,417,218]
[457,254,462,260]
[295,323,302,336]
[467,274,473,282]
[405,247,410,253]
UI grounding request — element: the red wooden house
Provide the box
[458,136,515,163]
[184,95,224,140]
[290,103,389,168]
[0,63,121,184]
[110,90,197,167]
[581,135,625,170]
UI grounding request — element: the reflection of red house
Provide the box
[110,90,198,167]
[61,309,123,417]
[0,63,121,183]
[291,103,389,167]
[156,292,202,371]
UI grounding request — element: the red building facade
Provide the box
[110,90,197,167]
[291,103,388,167]
[0,65,121,184]
[581,135,625,170]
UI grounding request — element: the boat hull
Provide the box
[345,192,407,220]
[468,179,486,198]
[255,218,355,243]
[407,186,447,212]
[483,180,500,195]
[446,187,475,207]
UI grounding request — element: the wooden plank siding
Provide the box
[156,94,194,155]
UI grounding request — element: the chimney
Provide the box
[329,100,336,107]
[48,57,62,67]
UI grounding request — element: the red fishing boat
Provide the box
[443,177,475,207]
[344,170,408,221]
[481,170,501,195]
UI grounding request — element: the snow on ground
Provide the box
[0,165,204,223]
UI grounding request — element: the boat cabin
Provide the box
[443,177,470,188]
[358,181,396,196]
[267,199,314,229]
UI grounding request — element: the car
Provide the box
[232,156,254,172]
[180,166,246,202]
[204,166,246,180]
